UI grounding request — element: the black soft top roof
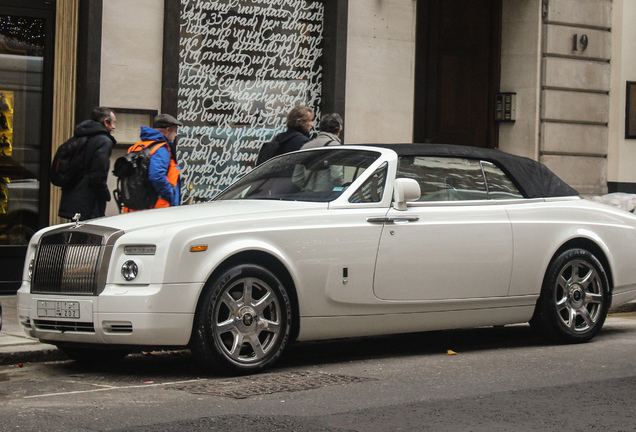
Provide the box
[364,143,578,199]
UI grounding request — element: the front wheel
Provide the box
[191,264,292,375]
[531,248,609,343]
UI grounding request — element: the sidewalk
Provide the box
[1,294,636,367]
[0,295,66,365]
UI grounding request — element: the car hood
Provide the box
[86,200,327,233]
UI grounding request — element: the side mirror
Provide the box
[393,178,421,210]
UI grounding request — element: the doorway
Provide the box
[414,0,502,148]
[0,0,55,293]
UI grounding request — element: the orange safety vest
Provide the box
[122,140,180,213]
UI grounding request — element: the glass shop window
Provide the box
[0,14,46,245]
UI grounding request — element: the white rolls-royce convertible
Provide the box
[17,144,636,374]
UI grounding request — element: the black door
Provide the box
[414,0,502,148]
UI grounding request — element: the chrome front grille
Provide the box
[33,243,103,294]
[31,226,123,296]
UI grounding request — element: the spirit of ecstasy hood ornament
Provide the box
[72,213,83,228]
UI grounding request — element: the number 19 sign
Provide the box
[572,34,589,52]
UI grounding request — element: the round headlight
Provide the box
[28,259,34,280]
[121,260,139,281]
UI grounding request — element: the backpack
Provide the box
[50,135,89,188]
[112,141,163,210]
[256,131,303,166]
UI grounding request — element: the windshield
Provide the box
[216,149,381,202]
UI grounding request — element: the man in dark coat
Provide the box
[276,105,314,154]
[58,107,117,220]
[255,105,314,165]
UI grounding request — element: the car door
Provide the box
[372,156,514,301]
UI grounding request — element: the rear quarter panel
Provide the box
[505,198,636,298]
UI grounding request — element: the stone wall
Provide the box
[344,0,416,144]
[540,0,612,194]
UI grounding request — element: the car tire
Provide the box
[530,248,609,344]
[191,263,292,375]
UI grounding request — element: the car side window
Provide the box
[397,157,487,201]
[481,161,523,200]
[349,163,387,203]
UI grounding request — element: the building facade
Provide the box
[0,0,634,291]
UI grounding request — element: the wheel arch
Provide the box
[193,250,301,343]
[530,237,614,343]
[550,238,614,295]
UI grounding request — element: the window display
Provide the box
[178,0,324,203]
[0,15,44,247]
[0,91,13,155]
[0,5,54,293]
[0,90,13,218]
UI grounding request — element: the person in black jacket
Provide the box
[276,105,314,154]
[255,105,315,165]
[58,107,117,220]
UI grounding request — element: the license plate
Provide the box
[37,301,80,319]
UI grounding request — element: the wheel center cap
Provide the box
[242,313,254,326]
[570,284,585,305]
[238,307,256,327]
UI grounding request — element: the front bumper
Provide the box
[17,282,202,347]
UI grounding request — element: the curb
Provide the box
[0,344,66,366]
[608,302,636,314]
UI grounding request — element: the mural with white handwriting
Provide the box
[178,0,324,203]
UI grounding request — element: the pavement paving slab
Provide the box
[0,295,66,365]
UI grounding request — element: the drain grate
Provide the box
[168,371,375,399]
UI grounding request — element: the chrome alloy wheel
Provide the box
[214,276,283,364]
[553,258,604,333]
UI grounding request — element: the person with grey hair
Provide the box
[90,106,115,125]
[301,113,343,149]
[256,105,314,165]
[279,105,314,153]
[293,113,345,192]
[57,106,117,220]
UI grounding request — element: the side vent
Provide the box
[103,321,133,334]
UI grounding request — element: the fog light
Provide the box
[121,260,139,281]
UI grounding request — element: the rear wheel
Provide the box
[191,263,292,375]
[531,248,609,343]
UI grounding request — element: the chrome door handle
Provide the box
[366,216,420,223]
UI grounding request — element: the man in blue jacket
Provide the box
[124,114,181,211]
